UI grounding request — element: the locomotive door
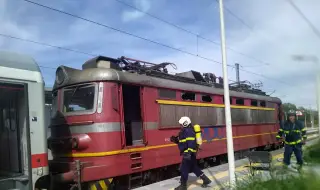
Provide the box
[121,84,144,146]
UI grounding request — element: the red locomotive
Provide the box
[48,56,282,189]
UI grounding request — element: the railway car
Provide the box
[47,56,282,190]
[0,51,49,190]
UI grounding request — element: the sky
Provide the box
[0,0,320,109]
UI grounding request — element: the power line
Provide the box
[4,1,291,87]
[239,68,290,85]
[0,31,292,87]
[219,1,254,31]
[0,33,97,57]
[115,0,271,66]
[22,0,225,66]
[287,0,320,40]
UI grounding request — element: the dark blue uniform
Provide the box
[177,127,203,182]
[276,119,306,166]
[171,125,211,189]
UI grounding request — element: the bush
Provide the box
[221,140,320,190]
[304,139,320,164]
[232,170,320,190]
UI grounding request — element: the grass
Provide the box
[233,171,320,190]
[222,140,320,190]
[303,139,320,164]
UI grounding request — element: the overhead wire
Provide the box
[14,0,291,86]
[0,33,97,57]
[115,0,271,67]
[287,0,320,40]
[20,0,228,67]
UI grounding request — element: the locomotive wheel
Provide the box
[87,178,114,190]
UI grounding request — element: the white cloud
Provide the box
[121,0,151,22]
[147,0,320,109]
[1,0,320,109]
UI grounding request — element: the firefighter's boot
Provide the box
[174,181,187,190]
[200,174,211,187]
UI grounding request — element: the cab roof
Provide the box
[0,51,41,72]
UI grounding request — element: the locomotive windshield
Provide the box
[62,83,96,114]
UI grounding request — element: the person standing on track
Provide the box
[276,110,307,171]
[170,116,211,190]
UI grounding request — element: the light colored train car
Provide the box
[0,51,49,190]
[44,87,53,160]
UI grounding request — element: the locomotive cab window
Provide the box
[201,94,212,102]
[181,92,196,101]
[62,83,97,114]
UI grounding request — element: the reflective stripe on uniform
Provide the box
[184,148,197,153]
[282,130,302,134]
[284,139,302,145]
[179,137,195,142]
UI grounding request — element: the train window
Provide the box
[235,98,244,105]
[223,97,233,104]
[266,102,274,108]
[260,101,266,107]
[181,92,195,101]
[201,95,212,102]
[158,89,176,99]
[63,84,96,113]
[251,100,258,106]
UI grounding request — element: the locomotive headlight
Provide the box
[55,67,65,85]
[70,134,91,150]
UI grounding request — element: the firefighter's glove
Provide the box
[170,136,179,144]
[196,144,201,151]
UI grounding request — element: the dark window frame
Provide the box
[158,88,177,100]
[223,96,233,104]
[251,100,258,107]
[201,94,213,103]
[235,98,244,105]
[61,83,98,116]
[260,101,266,107]
[181,91,196,101]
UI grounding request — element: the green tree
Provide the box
[282,103,297,113]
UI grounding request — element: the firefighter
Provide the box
[170,116,211,190]
[276,110,307,171]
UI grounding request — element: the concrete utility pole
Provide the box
[317,74,320,135]
[218,0,236,187]
[235,63,240,86]
[310,107,314,128]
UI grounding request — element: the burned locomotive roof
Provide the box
[53,56,281,103]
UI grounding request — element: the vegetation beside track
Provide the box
[229,139,320,190]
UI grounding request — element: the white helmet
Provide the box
[179,116,191,127]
